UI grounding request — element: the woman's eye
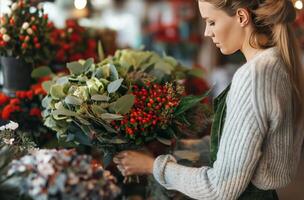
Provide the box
[208,21,215,26]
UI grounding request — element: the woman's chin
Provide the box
[219,47,237,55]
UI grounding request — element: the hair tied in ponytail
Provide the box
[283,0,296,23]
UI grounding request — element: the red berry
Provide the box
[22,43,27,49]
[18,1,24,7]
[32,25,37,32]
[34,37,39,43]
[0,41,6,47]
[130,118,136,124]
[35,43,41,48]
[19,35,25,40]
[9,18,15,25]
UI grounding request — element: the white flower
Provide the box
[0,28,7,34]
[5,121,18,130]
[38,4,43,10]
[37,163,55,177]
[6,10,12,17]
[3,138,14,145]
[0,126,5,131]
[2,34,10,42]
[11,3,18,11]
[22,22,29,30]
[26,28,33,35]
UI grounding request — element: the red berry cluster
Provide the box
[0,78,48,121]
[50,19,98,63]
[112,82,180,140]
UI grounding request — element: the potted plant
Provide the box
[0,0,54,96]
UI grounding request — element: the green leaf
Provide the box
[113,94,135,114]
[156,137,172,146]
[109,138,127,144]
[75,116,91,125]
[91,94,110,102]
[107,78,124,93]
[98,41,105,61]
[67,61,84,75]
[91,104,107,116]
[70,123,92,146]
[174,91,210,116]
[31,66,53,78]
[100,113,123,121]
[84,58,94,71]
[56,76,69,85]
[154,61,174,75]
[52,108,77,117]
[163,56,178,67]
[109,63,119,80]
[50,84,66,100]
[187,68,204,78]
[41,96,52,108]
[65,95,83,106]
[42,81,53,93]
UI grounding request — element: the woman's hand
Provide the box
[113,150,155,176]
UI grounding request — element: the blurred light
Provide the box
[74,0,87,10]
[91,0,111,9]
[295,0,303,10]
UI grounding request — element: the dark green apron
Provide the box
[210,85,279,200]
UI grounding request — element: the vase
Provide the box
[0,57,32,97]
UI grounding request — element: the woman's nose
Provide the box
[204,26,213,37]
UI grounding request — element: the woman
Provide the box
[114,0,304,199]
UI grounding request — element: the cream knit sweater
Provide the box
[153,47,304,200]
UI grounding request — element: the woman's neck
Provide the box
[240,26,264,61]
[240,42,263,62]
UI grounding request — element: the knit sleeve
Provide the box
[153,65,265,200]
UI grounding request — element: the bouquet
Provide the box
[37,49,209,165]
[50,19,98,64]
[0,0,54,65]
[8,149,121,200]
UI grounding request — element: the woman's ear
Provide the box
[236,8,250,27]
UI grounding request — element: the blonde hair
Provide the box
[203,0,304,125]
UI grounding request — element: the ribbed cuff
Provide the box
[152,154,177,189]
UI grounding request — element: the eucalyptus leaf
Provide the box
[107,78,124,93]
[67,61,84,75]
[52,108,77,117]
[156,137,172,146]
[91,95,110,101]
[41,96,51,108]
[154,61,174,75]
[65,95,83,106]
[91,104,107,116]
[84,58,94,71]
[109,63,119,80]
[75,116,91,126]
[31,66,53,78]
[50,84,66,100]
[100,113,123,121]
[42,81,52,93]
[113,94,135,114]
[56,76,69,85]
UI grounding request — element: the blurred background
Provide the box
[0,1,304,199]
[1,0,304,97]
